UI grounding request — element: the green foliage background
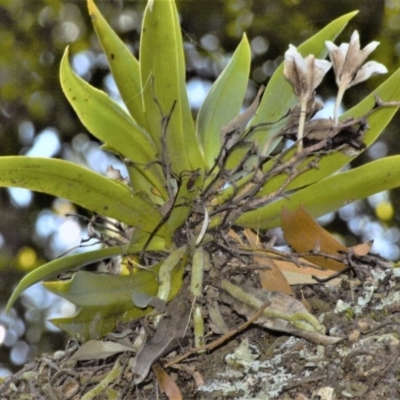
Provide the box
[1,0,400,372]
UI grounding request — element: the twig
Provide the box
[311,267,350,283]
[164,300,270,367]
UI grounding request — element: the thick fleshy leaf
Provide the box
[5,235,166,312]
[258,64,400,197]
[45,246,187,311]
[51,306,150,342]
[237,155,400,229]
[87,0,146,129]
[0,157,163,233]
[43,269,160,308]
[49,255,185,341]
[6,247,123,312]
[60,48,166,196]
[197,34,251,168]
[156,245,187,302]
[60,47,156,164]
[140,0,206,174]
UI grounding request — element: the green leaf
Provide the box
[156,245,187,302]
[51,306,151,342]
[250,11,359,155]
[258,65,400,197]
[6,247,123,312]
[50,307,152,342]
[49,253,186,341]
[87,0,146,130]
[60,47,166,197]
[43,269,160,308]
[237,155,400,229]
[5,234,166,313]
[0,157,163,232]
[140,0,206,174]
[197,34,251,168]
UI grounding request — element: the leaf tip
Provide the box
[87,0,100,24]
[87,0,96,14]
[62,46,70,60]
[342,10,359,21]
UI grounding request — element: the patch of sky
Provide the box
[72,50,95,78]
[7,188,33,208]
[25,127,61,157]
[187,78,212,109]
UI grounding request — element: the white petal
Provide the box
[284,45,298,81]
[339,42,349,56]
[326,41,346,83]
[285,44,298,57]
[311,59,331,91]
[289,45,307,73]
[349,61,388,87]
[284,44,309,94]
[362,41,380,57]
[325,40,339,53]
[314,59,332,74]
[349,30,360,49]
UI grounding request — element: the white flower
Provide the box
[326,30,387,90]
[326,30,388,123]
[283,45,331,151]
[284,44,332,101]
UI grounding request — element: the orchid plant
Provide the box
[2,0,400,384]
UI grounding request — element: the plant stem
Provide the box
[334,84,346,124]
[191,247,207,350]
[297,96,308,152]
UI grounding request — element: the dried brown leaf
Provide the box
[152,363,183,400]
[244,229,293,295]
[353,240,373,255]
[281,205,348,271]
[227,229,245,245]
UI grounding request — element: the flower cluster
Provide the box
[326,30,387,122]
[283,30,387,150]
